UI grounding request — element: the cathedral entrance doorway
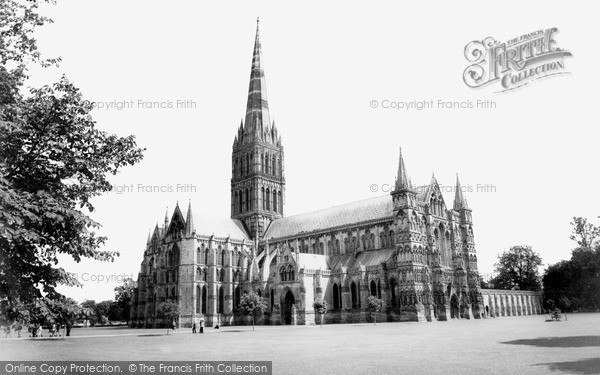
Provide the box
[450,294,459,319]
[283,291,295,325]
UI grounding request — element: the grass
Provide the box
[2,313,599,375]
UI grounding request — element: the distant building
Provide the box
[130,21,539,327]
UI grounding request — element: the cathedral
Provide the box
[129,21,485,327]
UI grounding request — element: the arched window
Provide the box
[272,157,276,176]
[221,249,226,266]
[389,231,395,246]
[201,286,207,314]
[264,154,269,174]
[234,191,238,213]
[245,189,249,212]
[219,268,225,282]
[370,280,377,297]
[266,188,270,210]
[351,282,358,309]
[246,154,250,174]
[261,187,265,210]
[238,191,243,213]
[217,287,224,313]
[234,286,241,310]
[203,268,207,282]
[377,279,382,299]
[196,285,201,313]
[270,290,275,311]
[216,246,222,266]
[335,239,340,254]
[280,266,287,282]
[390,278,398,307]
[171,287,176,301]
[333,283,340,309]
[278,191,282,213]
[287,265,294,281]
[273,190,277,213]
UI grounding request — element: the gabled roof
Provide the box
[192,214,250,241]
[264,195,393,240]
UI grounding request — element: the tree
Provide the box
[114,278,136,324]
[0,0,145,322]
[489,246,542,291]
[543,247,600,311]
[81,300,98,326]
[312,299,328,327]
[157,300,179,334]
[569,216,600,249]
[238,291,266,331]
[46,296,84,337]
[95,300,113,325]
[366,296,385,325]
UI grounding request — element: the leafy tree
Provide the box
[0,0,144,322]
[312,299,328,327]
[46,296,84,337]
[157,300,179,334]
[366,296,385,325]
[238,291,266,331]
[543,247,600,311]
[114,278,136,324]
[489,246,542,291]
[569,216,600,249]
[81,300,98,326]
[108,301,122,323]
[95,300,113,325]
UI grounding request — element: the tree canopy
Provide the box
[489,245,542,291]
[0,0,144,323]
[239,291,266,330]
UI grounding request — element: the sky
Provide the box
[21,0,600,302]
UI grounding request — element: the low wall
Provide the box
[480,289,543,317]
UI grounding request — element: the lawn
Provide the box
[2,313,599,375]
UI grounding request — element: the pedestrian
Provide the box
[199,320,204,334]
[192,323,196,333]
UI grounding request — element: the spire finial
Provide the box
[394,146,411,191]
[454,173,468,210]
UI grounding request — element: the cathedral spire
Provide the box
[394,147,412,191]
[164,207,169,228]
[454,174,469,210]
[185,200,195,236]
[243,17,271,140]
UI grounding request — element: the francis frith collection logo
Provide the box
[463,27,572,92]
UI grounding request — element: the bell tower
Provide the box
[231,19,285,239]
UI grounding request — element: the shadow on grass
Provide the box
[137,334,166,337]
[503,336,600,348]
[538,358,600,374]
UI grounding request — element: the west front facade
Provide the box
[129,21,540,328]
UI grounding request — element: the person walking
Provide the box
[199,320,204,334]
[192,323,196,333]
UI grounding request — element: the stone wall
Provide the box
[480,289,542,317]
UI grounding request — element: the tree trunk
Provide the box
[320,313,323,327]
[252,316,255,331]
[66,324,72,337]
